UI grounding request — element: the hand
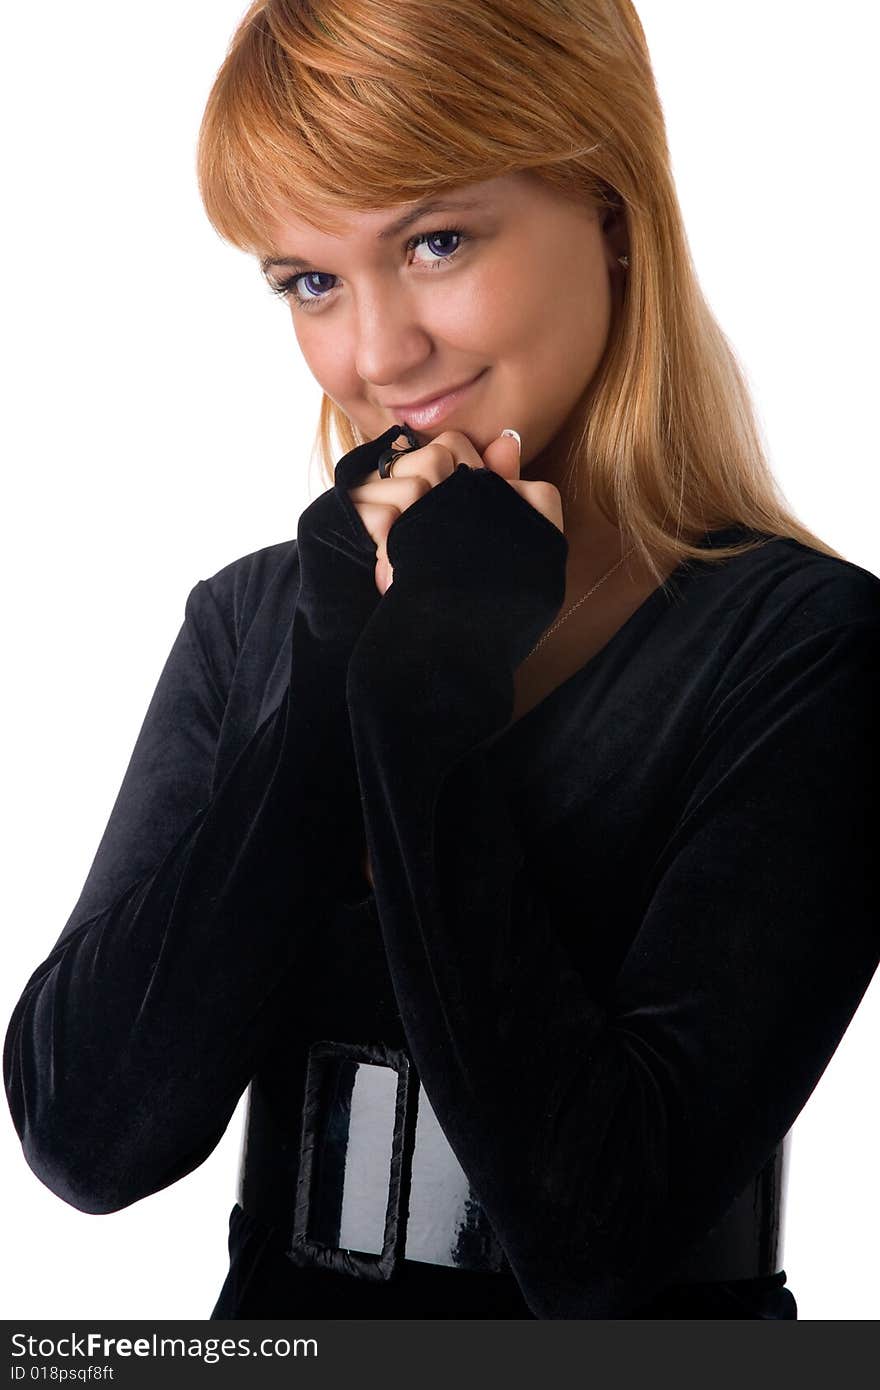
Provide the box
[346,429,564,595]
[294,423,409,649]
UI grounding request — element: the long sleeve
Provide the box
[344,464,880,1318]
[3,423,406,1216]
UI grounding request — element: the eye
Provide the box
[409,228,465,268]
[266,226,470,312]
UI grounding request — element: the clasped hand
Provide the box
[346,428,565,596]
[346,428,564,890]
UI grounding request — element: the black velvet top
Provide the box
[5,425,879,1319]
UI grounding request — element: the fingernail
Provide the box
[501,428,521,457]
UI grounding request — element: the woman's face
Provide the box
[262,172,622,475]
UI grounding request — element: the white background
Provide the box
[2,0,878,1321]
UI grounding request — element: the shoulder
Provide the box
[684,525,880,635]
[183,536,301,658]
[680,526,880,695]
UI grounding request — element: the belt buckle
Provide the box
[287,1039,419,1282]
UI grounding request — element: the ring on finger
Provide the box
[377,446,406,478]
[377,424,421,478]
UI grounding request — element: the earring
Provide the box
[618,255,630,269]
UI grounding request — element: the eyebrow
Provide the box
[260,197,484,275]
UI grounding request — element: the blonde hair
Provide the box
[196,0,843,578]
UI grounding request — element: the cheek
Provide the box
[294,322,355,393]
[518,258,612,390]
[500,261,613,448]
[420,275,509,355]
[460,251,610,371]
[458,266,528,354]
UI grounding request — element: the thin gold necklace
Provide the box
[525,545,637,659]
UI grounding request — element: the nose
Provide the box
[353,283,434,394]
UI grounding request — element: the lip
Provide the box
[387,369,488,428]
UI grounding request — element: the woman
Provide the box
[4,0,878,1319]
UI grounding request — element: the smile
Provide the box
[390,369,488,429]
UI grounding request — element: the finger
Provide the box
[362,845,375,888]
[505,478,565,534]
[374,547,394,596]
[423,430,487,471]
[349,499,403,595]
[351,433,483,500]
[350,430,488,590]
[354,498,403,553]
[364,505,400,595]
[349,473,433,512]
[481,427,521,480]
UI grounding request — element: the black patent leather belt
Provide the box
[284,1040,506,1279]
[240,1038,789,1284]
